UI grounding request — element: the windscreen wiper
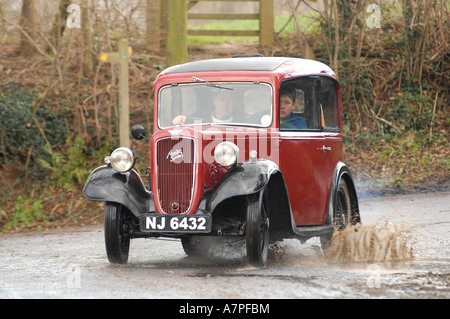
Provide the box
[192,77,233,90]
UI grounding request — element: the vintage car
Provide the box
[83,55,360,267]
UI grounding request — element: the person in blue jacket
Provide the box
[279,87,307,129]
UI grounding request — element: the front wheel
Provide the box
[104,202,130,264]
[181,236,213,257]
[246,191,269,267]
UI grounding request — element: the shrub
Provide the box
[0,85,70,180]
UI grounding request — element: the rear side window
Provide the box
[279,76,340,132]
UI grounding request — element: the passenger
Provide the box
[279,87,307,129]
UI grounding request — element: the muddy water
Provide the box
[324,224,414,263]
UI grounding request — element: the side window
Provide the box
[279,77,320,131]
[320,77,340,131]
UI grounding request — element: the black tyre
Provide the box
[181,236,213,257]
[334,178,352,230]
[246,191,269,267]
[104,202,130,264]
[320,178,352,250]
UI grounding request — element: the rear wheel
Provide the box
[105,202,130,264]
[246,191,269,267]
[320,178,352,250]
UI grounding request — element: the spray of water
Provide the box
[324,223,414,263]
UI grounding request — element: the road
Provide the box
[0,192,449,300]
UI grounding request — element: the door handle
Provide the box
[318,145,332,153]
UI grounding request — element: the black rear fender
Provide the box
[326,162,360,225]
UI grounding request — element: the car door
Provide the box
[278,76,340,226]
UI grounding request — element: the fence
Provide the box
[186,0,274,46]
[158,0,274,66]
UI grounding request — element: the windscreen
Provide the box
[158,82,273,128]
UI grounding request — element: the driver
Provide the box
[172,91,236,125]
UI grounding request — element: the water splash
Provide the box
[324,223,414,263]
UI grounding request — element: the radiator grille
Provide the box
[156,137,195,214]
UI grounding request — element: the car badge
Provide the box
[169,128,183,136]
[167,149,183,162]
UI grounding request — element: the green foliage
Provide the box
[39,135,91,192]
[0,195,45,231]
[0,133,96,231]
[0,85,70,178]
[387,91,434,132]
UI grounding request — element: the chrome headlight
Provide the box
[109,147,136,173]
[214,142,239,167]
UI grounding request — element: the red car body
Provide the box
[84,56,360,266]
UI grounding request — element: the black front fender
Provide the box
[205,160,282,213]
[83,165,155,217]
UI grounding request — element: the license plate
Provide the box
[139,214,211,233]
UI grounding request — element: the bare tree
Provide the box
[146,0,161,51]
[82,0,94,77]
[20,0,37,55]
[51,0,72,48]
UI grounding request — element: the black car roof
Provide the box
[162,57,297,74]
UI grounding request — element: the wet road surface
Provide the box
[0,192,449,299]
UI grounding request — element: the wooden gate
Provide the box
[155,0,274,66]
[186,0,274,46]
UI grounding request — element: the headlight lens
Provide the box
[214,142,239,167]
[110,147,136,173]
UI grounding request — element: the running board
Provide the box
[294,224,334,237]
